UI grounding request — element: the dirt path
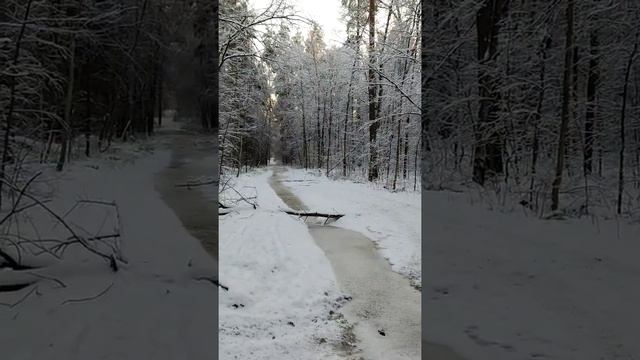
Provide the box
[154,122,218,260]
[270,166,422,359]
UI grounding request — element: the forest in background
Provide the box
[425,0,640,218]
[1,0,220,271]
[219,0,421,191]
[0,0,217,205]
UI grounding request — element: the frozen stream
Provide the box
[269,166,423,359]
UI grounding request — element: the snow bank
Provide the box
[1,141,218,359]
[280,168,421,286]
[422,190,640,359]
[219,169,342,359]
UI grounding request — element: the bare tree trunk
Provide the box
[343,89,351,177]
[472,0,508,185]
[317,101,322,169]
[157,65,163,127]
[414,136,420,191]
[393,116,402,190]
[85,62,92,157]
[300,76,308,169]
[617,33,639,214]
[237,137,243,177]
[343,5,362,178]
[320,95,325,169]
[566,40,580,178]
[386,125,393,184]
[584,31,599,176]
[403,115,410,180]
[551,0,575,211]
[57,35,76,172]
[326,85,333,175]
[219,120,230,176]
[367,0,379,181]
[529,34,551,207]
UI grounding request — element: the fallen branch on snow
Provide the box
[282,210,344,220]
[175,178,217,189]
[0,174,125,271]
[61,283,114,305]
[25,271,67,288]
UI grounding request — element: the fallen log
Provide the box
[175,179,217,188]
[282,210,344,220]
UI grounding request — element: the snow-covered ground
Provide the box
[1,124,218,359]
[218,168,345,359]
[423,189,640,359]
[280,168,421,287]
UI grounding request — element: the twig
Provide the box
[26,271,67,288]
[61,283,114,305]
[194,277,229,291]
[228,185,257,209]
[0,171,42,227]
[0,180,115,264]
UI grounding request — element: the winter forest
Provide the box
[426,0,640,217]
[422,1,640,359]
[0,0,217,169]
[1,1,219,358]
[218,0,422,358]
[2,0,640,359]
[219,0,421,190]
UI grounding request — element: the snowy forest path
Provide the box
[154,121,218,260]
[269,166,421,360]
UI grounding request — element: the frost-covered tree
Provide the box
[239,0,421,190]
[424,0,640,217]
